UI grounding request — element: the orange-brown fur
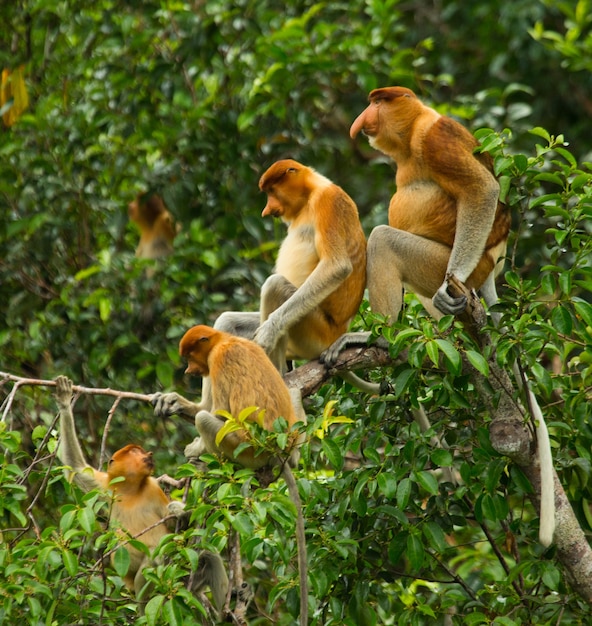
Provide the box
[54,376,228,609]
[351,86,510,291]
[95,444,171,590]
[128,192,178,259]
[258,159,367,359]
[180,325,298,467]
[346,88,555,547]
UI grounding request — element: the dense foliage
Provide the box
[1,0,591,624]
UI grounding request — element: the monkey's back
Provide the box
[208,336,297,431]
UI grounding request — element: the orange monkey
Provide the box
[128,191,178,259]
[324,86,554,547]
[354,86,509,317]
[176,325,303,468]
[53,376,228,614]
[157,325,308,623]
[152,159,370,422]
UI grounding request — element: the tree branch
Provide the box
[0,370,155,423]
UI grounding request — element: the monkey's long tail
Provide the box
[282,465,309,625]
[513,363,555,547]
[527,386,555,547]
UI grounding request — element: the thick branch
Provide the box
[284,345,393,395]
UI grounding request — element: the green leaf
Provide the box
[388,533,408,565]
[61,549,78,576]
[435,339,461,375]
[144,595,165,626]
[466,349,489,377]
[162,598,183,626]
[406,533,425,571]
[422,521,448,552]
[431,449,453,467]
[426,339,439,367]
[397,478,411,509]
[113,546,130,578]
[551,304,573,335]
[415,470,439,495]
[377,473,397,499]
[322,438,343,470]
[393,367,416,398]
[529,126,551,141]
[531,362,553,396]
[574,299,592,328]
[77,506,96,534]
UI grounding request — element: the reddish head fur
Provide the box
[259,159,317,220]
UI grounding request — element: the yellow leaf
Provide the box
[215,420,242,447]
[237,405,261,424]
[314,400,353,440]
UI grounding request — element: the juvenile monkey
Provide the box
[53,376,228,614]
[155,325,309,624]
[324,86,554,546]
[128,191,178,259]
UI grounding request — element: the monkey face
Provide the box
[128,199,139,219]
[185,355,209,377]
[109,444,154,480]
[261,193,284,218]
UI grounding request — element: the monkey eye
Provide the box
[198,336,209,343]
[286,167,297,174]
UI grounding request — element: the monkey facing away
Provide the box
[323,86,554,546]
[154,325,309,624]
[53,376,228,614]
[128,191,179,259]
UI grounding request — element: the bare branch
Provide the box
[0,370,155,423]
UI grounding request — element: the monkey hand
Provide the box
[253,317,282,355]
[167,500,186,518]
[152,392,200,419]
[432,280,468,316]
[54,375,73,407]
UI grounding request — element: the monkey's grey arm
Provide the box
[255,259,352,354]
[433,176,499,316]
[54,376,99,492]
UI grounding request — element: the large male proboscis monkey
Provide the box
[128,191,179,259]
[53,376,228,615]
[323,86,554,546]
[154,325,308,623]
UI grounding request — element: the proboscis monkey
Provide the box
[154,325,309,623]
[151,159,369,422]
[128,191,179,259]
[323,86,554,546]
[53,376,228,615]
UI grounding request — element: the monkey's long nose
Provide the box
[350,110,366,139]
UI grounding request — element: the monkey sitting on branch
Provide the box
[153,324,309,625]
[322,86,554,547]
